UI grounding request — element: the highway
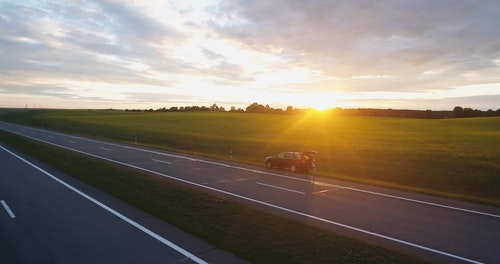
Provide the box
[1,121,499,264]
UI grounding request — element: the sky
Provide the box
[1,0,499,111]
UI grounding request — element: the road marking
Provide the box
[312,189,334,195]
[313,182,500,219]
[99,147,112,151]
[0,146,208,264]
[1,200,16,219]
[68,140,76,144]
[0,124,492,264]
[152,158,172,165]
[256,182,306,195]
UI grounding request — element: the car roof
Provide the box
[278,151,317,155]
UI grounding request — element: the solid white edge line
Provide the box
[1,200,16,219]
[256,182,306,195]
[30,125,499,219]
[0,145,208,264]
[314,182,500,219]
[0,134,484,264]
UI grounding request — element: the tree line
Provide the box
[125,103,500,119]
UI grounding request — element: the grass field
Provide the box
[1,109,499,205]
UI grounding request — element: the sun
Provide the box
[306,93,336,111]
[310,100,333,111]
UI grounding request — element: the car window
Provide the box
[284,152,293,159]
[277,152,286,159]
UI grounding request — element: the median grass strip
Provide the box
[0,130,427,263]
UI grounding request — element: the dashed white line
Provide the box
[256,182,306,195]
[1,200,16,219]
[99,147,112,151]
[152,158,172,165]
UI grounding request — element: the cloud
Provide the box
[202,47,225,61]
[210,0,500,92]
[0,0,498,110]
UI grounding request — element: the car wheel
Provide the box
[265,161,272,169]
[290,165,297,173]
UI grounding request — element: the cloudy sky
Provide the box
[1,0,499,110]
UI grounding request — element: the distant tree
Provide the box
[246,102,266,113]
[453,106,464,118]
[463,107,474,117]
[210,104,219,111]
[229,106,244,113]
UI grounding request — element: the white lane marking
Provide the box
[256,182,306,195]
[2,122,499,220]
[152,158,172,165]
[99,147,112,151]
[0,139,484,264]
[1,200,16,219]
[314,182,500,219]
[0,146,207,264]
[313,189,334,195]
[47,135,53,138]
[68,140,76,144]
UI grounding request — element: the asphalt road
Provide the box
[0,129,246,263]
[1,121,499,264]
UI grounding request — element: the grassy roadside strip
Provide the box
[0,130,428,264]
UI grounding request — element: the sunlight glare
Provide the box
[302,92,337,111]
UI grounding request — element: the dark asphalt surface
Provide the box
[1,121,499,264]
[0,132,246,263]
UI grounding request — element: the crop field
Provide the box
[1,109,499,205]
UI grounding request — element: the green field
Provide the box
[1,109,499,205]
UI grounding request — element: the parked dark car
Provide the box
[265,151,317,173]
